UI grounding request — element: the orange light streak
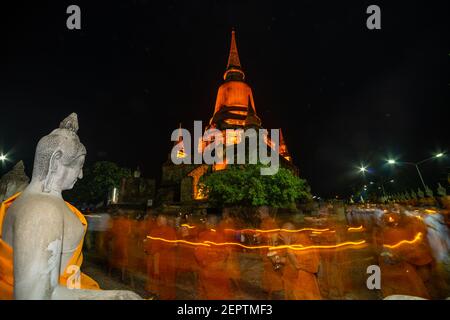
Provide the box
[383,232,423,249]
[274,240,367,251]
[204,240,366,251]
[181,224,196,229]
[347,225,364,232]
[147,236,366,252]
[147,236,210,247]
[224,227,330,234]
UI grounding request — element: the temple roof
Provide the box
[244,95,261,128]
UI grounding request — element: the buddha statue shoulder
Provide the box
[0,113,141,300]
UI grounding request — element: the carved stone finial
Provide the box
[11,160,25,172]
[59,113,79,133]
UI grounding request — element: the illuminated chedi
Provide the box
[208,30,257,129]
[201,30,293,167]
[159,30,296,204]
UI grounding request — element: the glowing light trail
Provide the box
[146,236,210,247]
[147,236,366,251]
[224,227,330,234]
[347,225,364,232]
[383,232,423,249]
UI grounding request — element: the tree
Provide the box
[199,164,311,209]
[65,161,131,205]
[417,188,425,198]
[425,185,434,198]
[404,191,411,200]
[437,183,447,197]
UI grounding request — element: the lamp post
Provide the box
[387,153,446,190]
[379,179,395,199]
[356,165,368,202]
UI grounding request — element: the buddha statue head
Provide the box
[31,113,86,193]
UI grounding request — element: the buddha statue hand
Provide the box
[381,250,399,265]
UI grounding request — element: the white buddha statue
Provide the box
[0,113,141,299]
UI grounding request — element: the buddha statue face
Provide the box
[30,113,87,194]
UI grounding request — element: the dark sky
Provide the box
[0,0,449,198]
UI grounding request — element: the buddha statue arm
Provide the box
[13,208,141,300]
[13,208,65,299]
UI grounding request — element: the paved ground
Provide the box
[83,250,381,300]
[83,252,270,300]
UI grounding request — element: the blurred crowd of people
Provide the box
[85,206,324,300]
[84,204,450,300]
[347,204,450,299]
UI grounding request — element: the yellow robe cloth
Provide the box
[0,193,100,300]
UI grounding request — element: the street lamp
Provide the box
[358,165,368,173]
[0,154,7,162]
[387,152,446,190]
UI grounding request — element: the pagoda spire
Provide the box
[224,29,245,81]
[279,128,292,161]
[176,123,183,143]
[175,123,187,158]
[227,29,241,69]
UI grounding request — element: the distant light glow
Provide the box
[387,159,396,164]
[0,154,7,161]
[111,187,118,203]
[435,153,444,158]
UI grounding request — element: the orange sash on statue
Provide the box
[0,193,100,300]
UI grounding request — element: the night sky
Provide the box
[0,0,449,198]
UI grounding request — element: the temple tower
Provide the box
[208,30,258,130]
[160,30,297,205]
